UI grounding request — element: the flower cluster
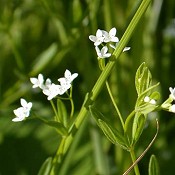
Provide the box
[161,87,175,113]
[89,27,130,59]
[30,69,78,100]
[12,69,78,122]
[13,98,32,122]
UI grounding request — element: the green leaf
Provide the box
[38,157,52,175]
[98,119,128,150]
[132,113,146,145]
[89,106,128,150]
[135,62,152,96]
[149,155,160,175]
[135,84,160,115]
[57,99,68,128]
[37,117,68,136]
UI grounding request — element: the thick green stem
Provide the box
[50,0,152,173]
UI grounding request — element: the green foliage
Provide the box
[0,0,175,174]
[38,157,52,175]
[149,155,160,175]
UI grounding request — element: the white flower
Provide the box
[30,74,44,89]
[63,69,78,84]
[144,96,156,105]
[169,87,175,100]
[95,46,111,59]
[150,99,156,105]
[144,96,150,102]
[89,29,104,46]
[102,28,119,43]
[58,69,78,91]
[13,107,26,122]
[12,98,32,122]
[169,104,175,113]
[110,43,131,52]
[43,83,62,100]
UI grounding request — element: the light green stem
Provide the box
[130,148,140,175]
[49,0,152,173]
[69,87,74,118]
[50,100,60,122]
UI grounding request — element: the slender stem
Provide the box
[105,81,124,129]
[69,87,74,118]
[50,100,60,122]
[130,148,140,175]
[49,0,152,173]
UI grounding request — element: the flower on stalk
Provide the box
[89,29,104,46]
[30,70,78,100]
[169,87,175,100]
[43,83,63,100]
[95,46,111,59]
[30,74,44,89]
[101,27,119,43]
[12,98,32,122]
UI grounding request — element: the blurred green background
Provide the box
[0,0,175,174]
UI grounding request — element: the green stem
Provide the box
[69,87,74,118]
[130,148,140,175]
[105,81,124,129]
[50,100,60,122]
[49,0,152,173]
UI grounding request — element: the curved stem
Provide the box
[105,81,124,129]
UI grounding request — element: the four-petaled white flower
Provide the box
[102,27,119,43]
[95,46,111,59]
[12,98,32,122]
[30,74,44,89]
[43,83,63,100]
[58,69,78,85]
[169,87,175,100]
[89,29,104,46]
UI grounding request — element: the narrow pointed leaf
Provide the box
[57,99,68,128]
[135,62,152,95]
[38,157,52,175]
[132,113,146,145]
[149,155,160,175]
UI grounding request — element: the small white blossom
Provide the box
[43,83,62,100]
[12,98,32,122]
[58,69,78,91]
[95,46,111,59]
[144,96,150,103]
[89,29,104,46]
[169,87,175,100]
[144,96,156,105]
[102,28,119,43]
[150,99,156,105]
[169,104,175,113]
[30,74,44,89]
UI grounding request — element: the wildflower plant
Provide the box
[11,0,175,174]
